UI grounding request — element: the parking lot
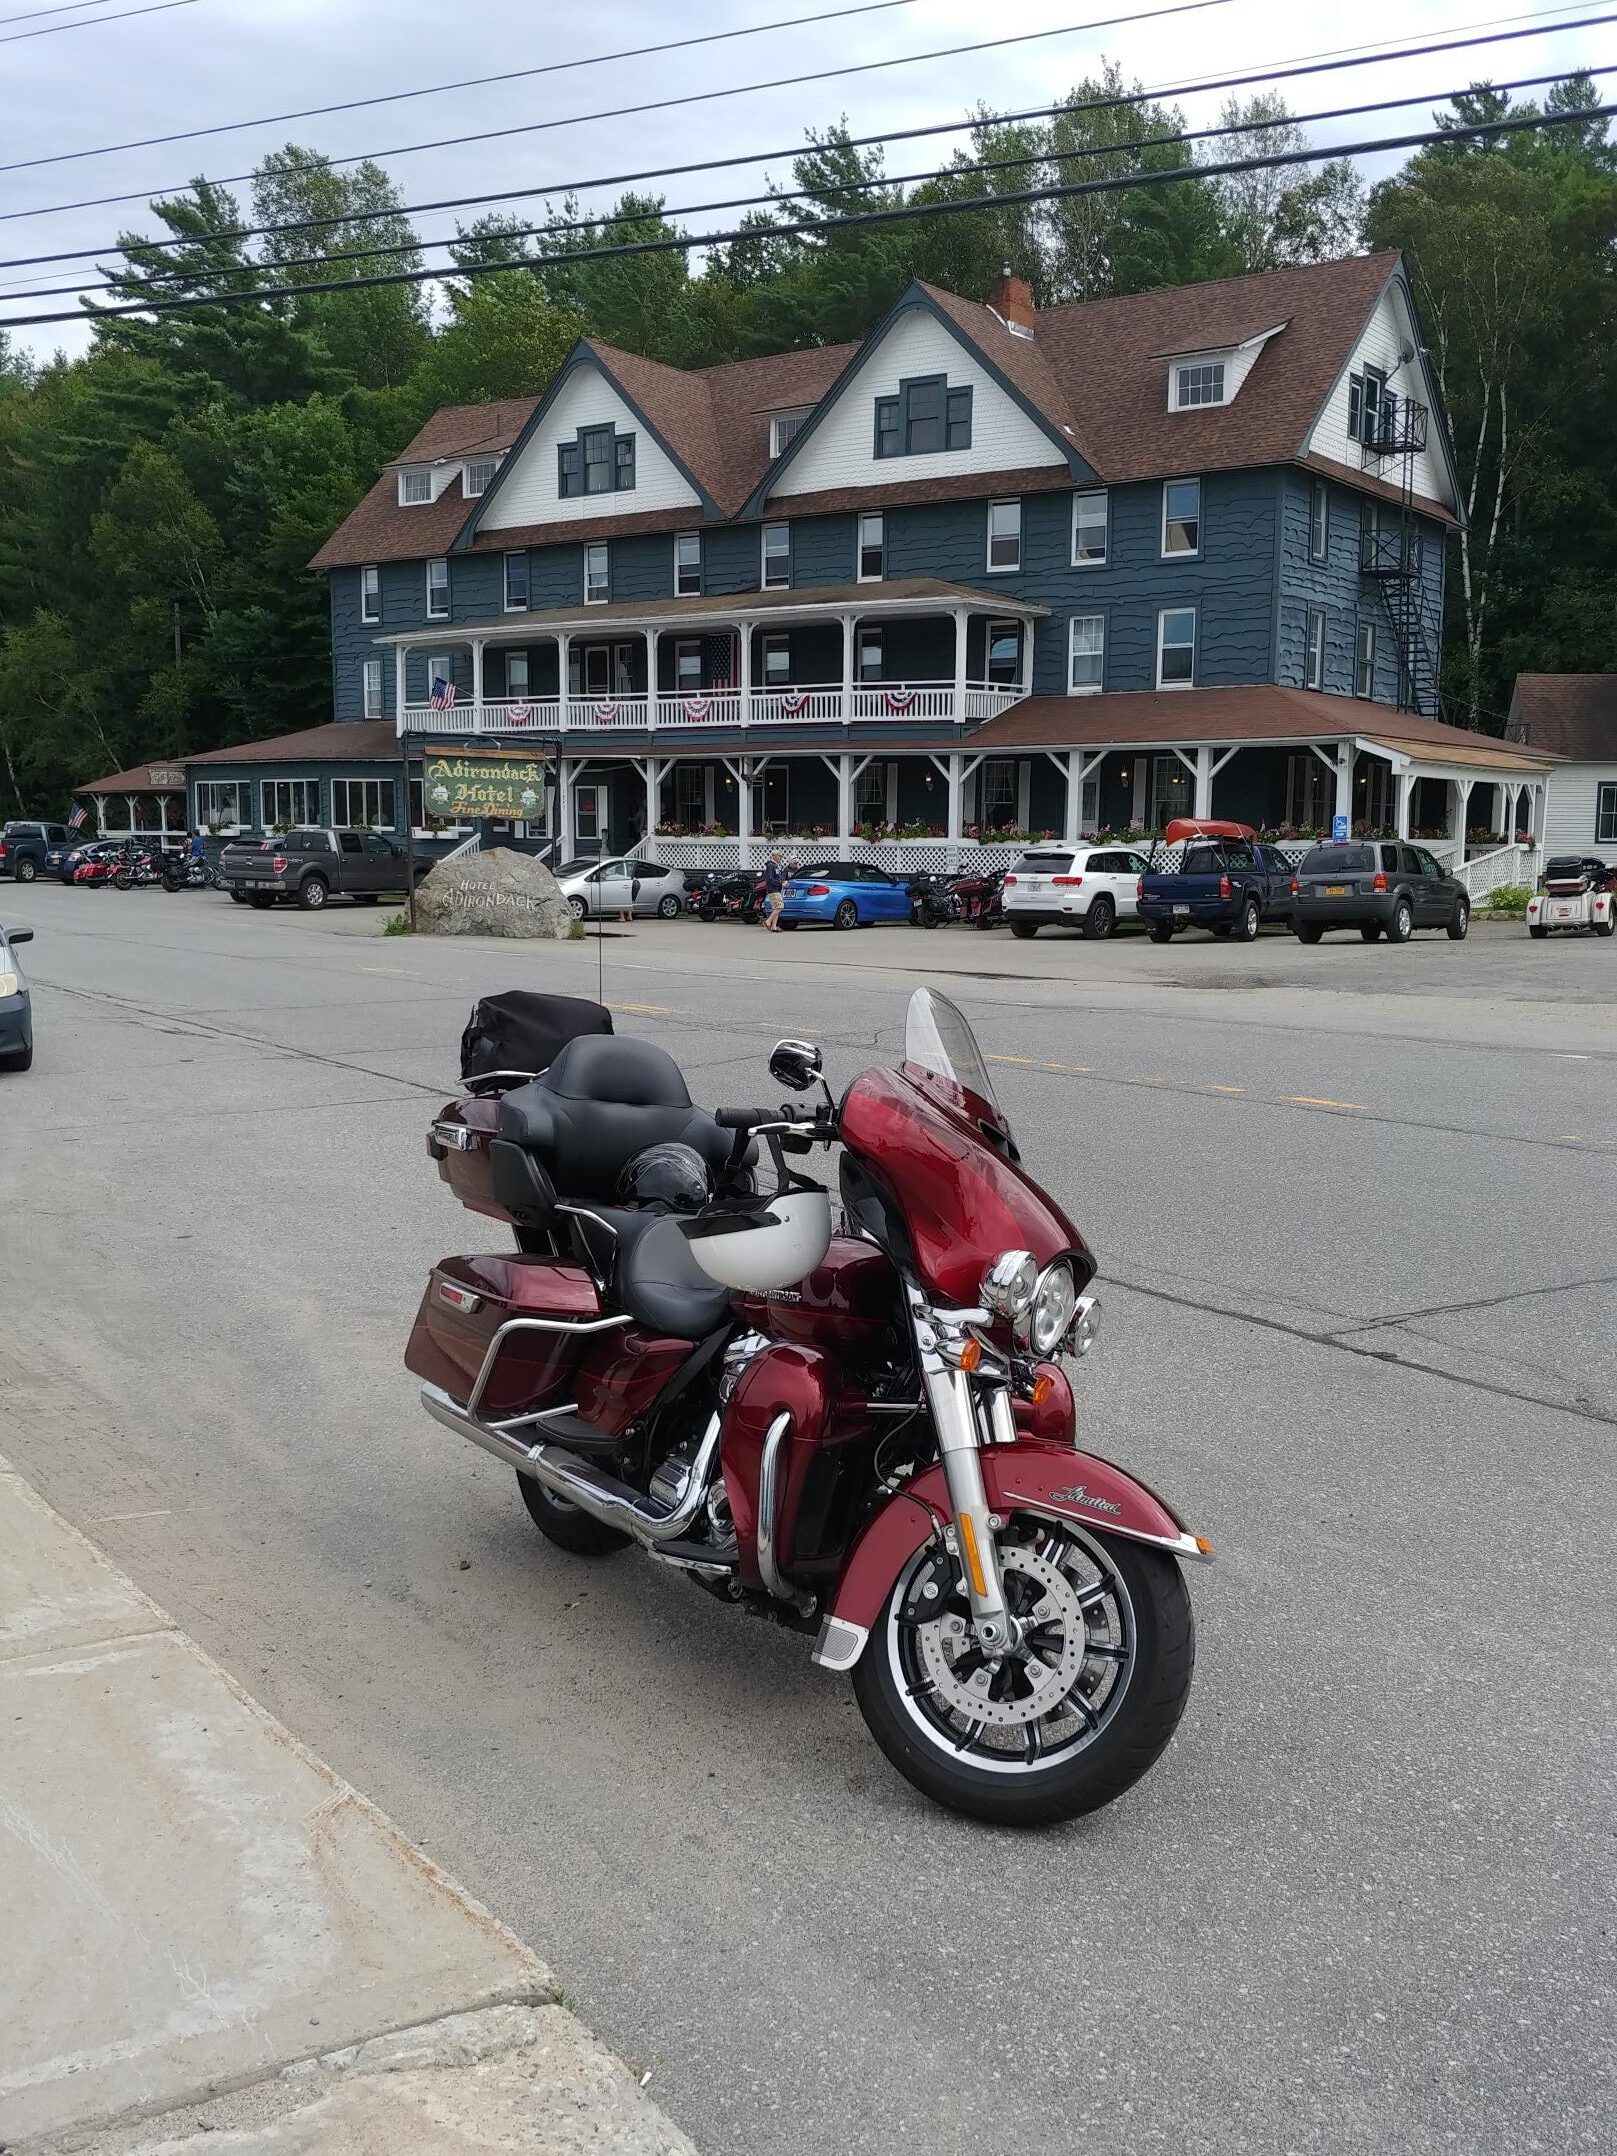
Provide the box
[2,878,1614,2156]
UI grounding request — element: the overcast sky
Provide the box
[2,0,1608,362]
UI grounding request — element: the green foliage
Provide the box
[1484,883,1532,915]
[383,909,413,935]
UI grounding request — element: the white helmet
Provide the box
[683,1190,832,1291]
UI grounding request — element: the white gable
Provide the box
[767,305,1066,499]
[1306,281,1455,511]
[479,362,701,530]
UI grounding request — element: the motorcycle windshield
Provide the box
[903,989,1000,1118]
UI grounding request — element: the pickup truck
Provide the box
[220,827,428,911]
[1137,831,1295,942]
[0,820,73,882]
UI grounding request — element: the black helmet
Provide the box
[618,1141,711,1213]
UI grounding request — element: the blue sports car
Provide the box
[779,860,912,930]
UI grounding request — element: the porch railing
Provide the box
[398,681,1023,735]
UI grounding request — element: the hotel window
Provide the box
[1305,609,1325,691]
[362,658,383,718]
[982,760,1018,826]
[874,377,972,457]
[261,779,320,829]
[674,531,702,597]
[398,466,432,505]
[360,563,380,623]
[506,651,530,699]
[331,778,397,831]
[762,634,790,686]
[194,780,251,829]
[1597,782,1617,844]
[674,640,702,693]
[1174,360,1225,408]
[1072,490,1108,566]
[1157,607,1196,689]
[1162,478,1200,557]
[426,654,453,702]
[464,456,498,498]
[584,543,609,605]
[1348,366,1387,447]
[761,522,790,588]
[1310,479,1329,562]
[1355,620,1376,698]
[987,499,1022,572]
[426,556,450,618]
[986,621,1021,687]
[559,426,635,498]
[1069,615,1104,694]
[503,551,529,611]
[770,409,810,457]
[857,629,883,683]
[857,512,884,582]
[855,763,887,819]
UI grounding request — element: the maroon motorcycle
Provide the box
[411,989,1208,1824]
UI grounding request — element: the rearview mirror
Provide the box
[8,928,33,945]
[769,1038,823,1092]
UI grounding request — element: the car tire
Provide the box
[657,893,681,919]
[1084,897,1115,941]
[228,889,247,904]
[354,893,380,906]
[1147,920,1174,944]
[777,917,797,931]
[14,858,36,883]
[1529,924,1549,940]
[568,896,588,921]
[297,875,329,912]
[248,893,276,910]
[1359,923,1381,942]
[1447,900,1469,940]
[1596,914,1615,938]
[1009,921,1037,940]
[834,898,859,931]
[1295,923,1324,945]
[1235,897,1261,942]
[1210,923,1233,939]
[0,1041,32,1071]
[1388,898,1413,943]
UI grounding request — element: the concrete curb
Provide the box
[0,1458,695,2156]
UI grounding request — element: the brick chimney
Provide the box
[988,264,1036,335]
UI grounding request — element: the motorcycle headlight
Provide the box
[981,1248,1037,1320]
[1029,1261,1078,1354]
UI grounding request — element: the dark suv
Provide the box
[0,821,72,882]
[1291,841,1470,944]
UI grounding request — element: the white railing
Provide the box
[399,680,1010,735]
[655,690,745,728]
[437,830,481,862]
[1454,843,1537,898]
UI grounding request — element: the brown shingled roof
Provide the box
[1506,674,1617,761]
[309,399,539,570]
[186,723,401,766]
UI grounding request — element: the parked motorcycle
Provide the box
[412,988,1207,1825]
[949,867,1006,930]
[162,853,223,891]
[694,868,766,924]
[906,872,954,928]
[113,845,172,890]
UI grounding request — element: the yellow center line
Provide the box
[1284,1095,1369,1112]
[608,1000,672,1016]
[1558,1134,1582,1143]
[1207,1084,1245,1094]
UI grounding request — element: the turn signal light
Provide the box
[1030,1371,1056,1408]
[1194,1534,1215,1556]
[272,855,288,873]
[958,1512,990,1598]
[806,883,830,895]
[1373,870,1387,892]
[958,1337,983,1373]
[1003,873,1018,886]
[1290,876,1299,897]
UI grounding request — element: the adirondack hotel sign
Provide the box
[421,751,550,821]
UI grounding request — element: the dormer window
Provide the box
[559,425,635,499]
[770,408,810,458]
[464,455,500,498]
[1173,361,1226,410]
[399,466,433,505]
[874,377,972,458]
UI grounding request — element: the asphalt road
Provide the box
[3,884,1614,2156]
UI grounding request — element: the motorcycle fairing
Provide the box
[817,1439,1208,1665]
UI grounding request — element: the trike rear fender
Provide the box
[813,1439,1209,1671]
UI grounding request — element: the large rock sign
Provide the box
[413,848,573,938]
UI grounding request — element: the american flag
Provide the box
[67,802,87,828]
[700,633,737,689]
[430,676,457,711]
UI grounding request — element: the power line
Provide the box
[0,0,1240,223]
[0,0,930,178]
[7,62,1606,305]
[5,100,1607,330]
[0,0,196,39]
[0,1,1606,267]
[0,1,116,25]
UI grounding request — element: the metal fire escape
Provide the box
[1358,393,1440,718]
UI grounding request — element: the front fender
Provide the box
[814,1439,1209,1670]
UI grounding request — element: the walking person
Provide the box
[761,848,785,932]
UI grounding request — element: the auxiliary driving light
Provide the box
[1068,1293,1103,1358]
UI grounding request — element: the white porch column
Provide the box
[737,621,752,726]
[556,633,572,729]
[470,637,485,716]
[837,753,853,847]
[157,796,169,841]
[841,615,856,724]
[394,645,407,727]
[646,631,658,728]
[728,755,753,868]
[95,796,107,835]
[640,756,662,847]
[557,755,573,854]
[1193,745,1214,820]
[1452,777,1474,856]
[946,753,964,865]
[1395,768,1413,840]
[952,608,968,719]
[1019,620,1034,699]
[1063,753,1082,843]
[1333,741,1354,834]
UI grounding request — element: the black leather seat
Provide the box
[497,1035,734,1200]
[583,1208,732,1339]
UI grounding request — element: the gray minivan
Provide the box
[1291,841,1470,943]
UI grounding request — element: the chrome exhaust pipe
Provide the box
[421,1383,722,1550]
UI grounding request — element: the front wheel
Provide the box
[517,1471,630,1555]
[851,1516,1194,1827]
[1447,900,1469,940]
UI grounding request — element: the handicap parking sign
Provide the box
[1332,813,1349,841]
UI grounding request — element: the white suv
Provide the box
[1002,844,1149,940]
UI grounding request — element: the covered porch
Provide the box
[75,760,189,841]
[380,578,1041,737]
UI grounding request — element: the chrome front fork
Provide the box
[909,1295,1015,1655]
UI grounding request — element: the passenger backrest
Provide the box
[497,1036,732,1200]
